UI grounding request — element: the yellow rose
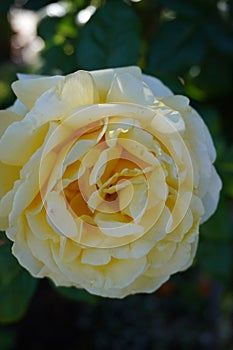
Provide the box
[0,67,221,298]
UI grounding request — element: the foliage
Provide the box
[0,235,38,324]
[0,0,232,349]
[76,0,142,69]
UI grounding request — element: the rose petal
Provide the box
[107,72,154,105]
[142,74,173,97]
[12,75,63,109]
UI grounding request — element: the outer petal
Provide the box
[142,74,173,97]
[182,107,222,219]
[0,110,22,137]
[12,75,63,109]
[91,66,141,100]
[0,71,98,166]
[0,162,20,199]
[8,99,28,117]
[200,166,222,223]
[107,72,154,105]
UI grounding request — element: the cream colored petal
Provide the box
[118,138,158,166]
[12,75,63,109]
[58,237,81,263]
[166,238,197,275]
[25,71,98,125]
[147,165,168,209]
[51,243,103,286]
[74,216,108,247]
[46,191,77,238]
[122,126,155,151]
[101,257,147,290]
[128,181,148,223]
[106,72,154,105]
[27,230,60,277]
[119,178,147,223]
[26,208,59,242]
[148,239,192,277]
[150,113,194,232]
[0,109,22,138]
[62,119,108,173]
[65,103,155,131]
[81,257,148,297]
[13,144,54,216]
[111,206,170,259]
[63,139,95,169]
[0,120,48,166]
[106,274,169,298]
[0,180,20,218]
[105,117,139,147]
[104,177,133,194]
[12,226,44,277]
[200,166,222,223]
[17,73,43,80]
[165,110,185,134]
[186,108,216,163]
[89,145,122,185]
[91,66,141,101]
[9,180,38,230]
[167,208,193,242]
[118,180,134,212]
[95,212,144,237]
[78,168,98,204]
[0,161,20,199]
[147,240,176,268]
[83,257,147,291]
[180,231,199,271]
[80,143,105,169]
[81,248,111,266]
[161,95,190,113]
[8,149,42,223]
[87,189,105,213]
[0,71,99,165]
[39,151,59,202]
[183,107,221,222]
[8,99,27,118]
[142,74,173,97]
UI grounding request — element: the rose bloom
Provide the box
[0,67,221,298]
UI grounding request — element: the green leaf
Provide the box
[76,0,142,70]
[54,285,99,304]
[193,51,233,98]
[0,242,38,324]
[147,18,206,75]
[205,16,233,56]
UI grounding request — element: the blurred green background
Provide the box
[0,0,232,349]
